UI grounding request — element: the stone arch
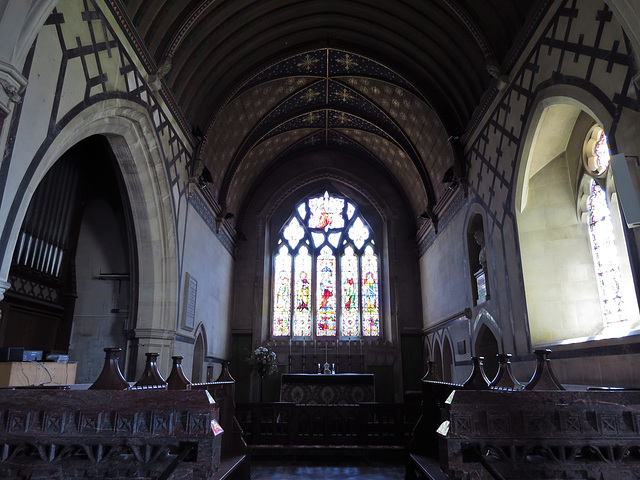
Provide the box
[2,99,179,376]
[515,85,640,346]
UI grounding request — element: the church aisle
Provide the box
[250,459,405,480]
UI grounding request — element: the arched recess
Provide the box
[466,208,490,306]
[515,87,640,347]
[474,325,499,382]
[432,339,443,381]
[1,100,180,378]
[442,335,454,383]
[471,310,502,382]
[192,329,206,383]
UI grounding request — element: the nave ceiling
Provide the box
[120,0,542,228]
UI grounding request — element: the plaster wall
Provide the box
[420,208,469,327]
[177,198,235,379]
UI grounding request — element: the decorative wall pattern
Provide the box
[466,1,637,234]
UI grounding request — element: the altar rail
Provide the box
[0,389,221,480]
[236,402,419,456]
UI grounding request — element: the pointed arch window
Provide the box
[272,191,380,338]
[582,127,635,328]
[587,179,626,325]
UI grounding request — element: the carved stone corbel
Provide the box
[0,60,27,117]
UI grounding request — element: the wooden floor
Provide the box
[250,459,405,480]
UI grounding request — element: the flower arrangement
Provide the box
[246,340,278,377]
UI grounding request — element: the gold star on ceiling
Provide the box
[303,112,319,124]
[301,89,321,103]
[297,54,319,72]
[337,53,358,71]
[337,88,354,103]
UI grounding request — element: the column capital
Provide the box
[0,280,11,301]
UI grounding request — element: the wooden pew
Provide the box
[191,362,249,480]
[0,388,222,479]
[440,389,640,479]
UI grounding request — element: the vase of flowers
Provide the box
[247,340,278,378]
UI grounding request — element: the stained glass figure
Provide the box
[293,246,312,336]
[284,216,305,249]
[308,191,345,230]
[587,180,626,324]
[348,217,370,250]
[341,246,360,336]
[273,245,292,336]
[361,245,380,336]
[316,246,337,336]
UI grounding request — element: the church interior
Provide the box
[1,0,640,479]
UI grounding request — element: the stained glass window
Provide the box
[341,246,360,336]
[584,127,611,175]
[317,246,337,336]
[361,245,380,336]
[293,246,312,336]
[273,245,292,336]
[587,179,626,324]
[272,191,380,338]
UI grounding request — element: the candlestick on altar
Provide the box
[348,338,351,356]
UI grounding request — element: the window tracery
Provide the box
[272,191,380,338]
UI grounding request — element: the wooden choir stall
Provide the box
[0,348,249,480]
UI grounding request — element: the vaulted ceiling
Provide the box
[121,0,542,226]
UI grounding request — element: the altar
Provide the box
[280,373,375,404]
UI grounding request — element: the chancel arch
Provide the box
[516,91,640,347]
[0,100,179,380]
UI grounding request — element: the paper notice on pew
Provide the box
[211,419,224,436]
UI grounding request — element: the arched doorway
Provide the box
[0,135,134,383]
[193,333,205,383]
